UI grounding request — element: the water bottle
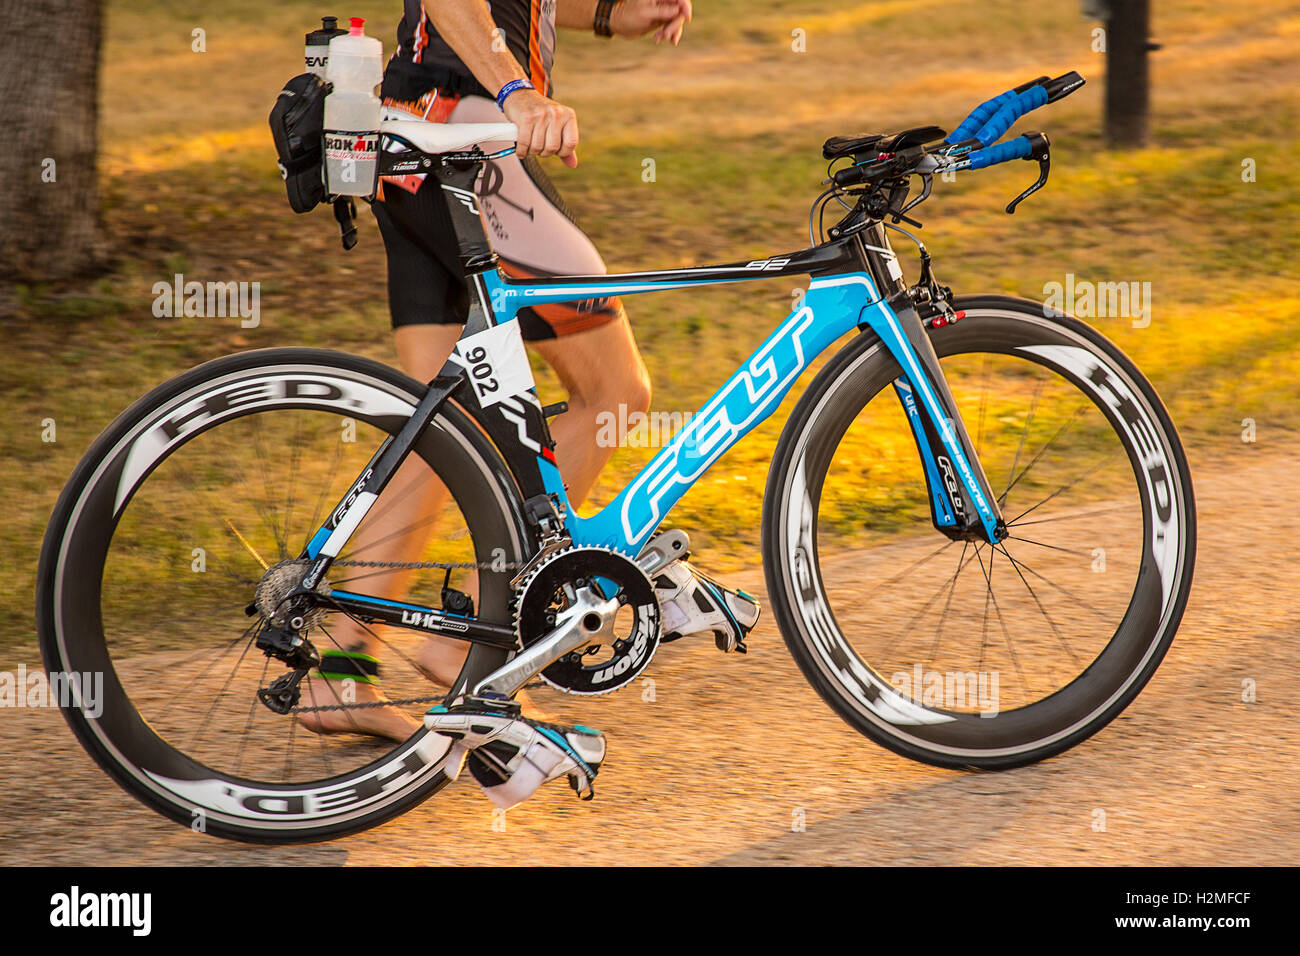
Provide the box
[304,16,346,77]
[323,17,383,197]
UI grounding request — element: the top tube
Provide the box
[479,241,861,314]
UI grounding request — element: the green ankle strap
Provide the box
[317,650,381,684]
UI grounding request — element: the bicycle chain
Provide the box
[289,694,444,714]
[287,555,539,714]
[288,683,548,715]
[332,558,526,571]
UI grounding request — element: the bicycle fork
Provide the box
[862,292,1008,543]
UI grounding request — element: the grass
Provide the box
[2,0,1297,665]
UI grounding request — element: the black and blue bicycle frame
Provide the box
[297,159,1007,645]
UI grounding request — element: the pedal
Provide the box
[425,694,519,732]
[426,700,606,810]
[709,585,760,653]
[568,773,596,801]
[636,528,691,577]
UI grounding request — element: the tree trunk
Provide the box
[0,0,105,284]
[1104,0,1151,148]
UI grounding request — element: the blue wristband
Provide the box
[496,78,535,111]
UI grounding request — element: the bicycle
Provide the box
[37,70,1195,842]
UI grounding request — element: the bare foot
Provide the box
[295,677,422,743]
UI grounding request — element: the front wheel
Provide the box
[762,295,1195,769]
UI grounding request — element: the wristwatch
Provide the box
[594,0,617,38]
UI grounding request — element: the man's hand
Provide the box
[612,0,692,45]
[503,89,580,168]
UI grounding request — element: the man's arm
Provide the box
[423,0,529,96]
[422,0,578,166]
[556,0,692,45]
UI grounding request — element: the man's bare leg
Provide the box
[527,311,651,507]
[297,326,462,740]
[299,316,651,741]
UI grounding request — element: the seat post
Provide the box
[432,159,499,275]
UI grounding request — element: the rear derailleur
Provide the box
[246,558,327,714]
[253,622,320,715]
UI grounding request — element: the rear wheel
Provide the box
[762,296,1195,769]
[37,348,528,842]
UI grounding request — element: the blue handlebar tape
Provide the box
[972,85,1049,146]
[966,135,1033,170]
[948,88,1020,144]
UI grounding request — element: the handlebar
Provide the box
[947,71,1084,147]
[970,85,1047,147]
[831,163,870,187]
[813,70,1081,238]
[966,134,1034,170]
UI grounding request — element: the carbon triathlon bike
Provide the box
[38,70,1195,842]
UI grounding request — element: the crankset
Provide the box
[505,546,660,696]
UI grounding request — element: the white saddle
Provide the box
[380,119,518,154]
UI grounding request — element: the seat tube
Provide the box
[430,161,499,334]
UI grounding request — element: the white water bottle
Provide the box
[323,17,383,197]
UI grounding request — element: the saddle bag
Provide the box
[269,72,328,213]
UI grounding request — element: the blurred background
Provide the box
[0,1,1296,864]
[5,0,1298,669]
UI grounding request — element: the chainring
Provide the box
[516,546,660,695]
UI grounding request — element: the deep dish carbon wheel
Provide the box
[37,349,528,842]
[761,296,1195,769]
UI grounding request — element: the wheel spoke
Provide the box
[926,541,970,663]
[1006,453,1116,526]
[999,402,1088,505]
[877,540,981,661]
[995,541,1082,671]
[1005,534,1089,557]
[975,543,1029,697]
[235,655,272,776]
[999,378,1043,506]
[1009,501,1133,529]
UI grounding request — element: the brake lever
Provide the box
[1006,132,1050,214]
[899,172,933,219]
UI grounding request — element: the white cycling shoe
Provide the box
[652,559,761,653]
[426,700,606,810]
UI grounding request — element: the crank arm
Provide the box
[636,528,691,577]
[472,584,620,699]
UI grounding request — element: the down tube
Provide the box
[563,274,881,556]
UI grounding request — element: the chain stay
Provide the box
[332,558,525,570]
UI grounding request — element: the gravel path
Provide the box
[1,445,1295,866]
